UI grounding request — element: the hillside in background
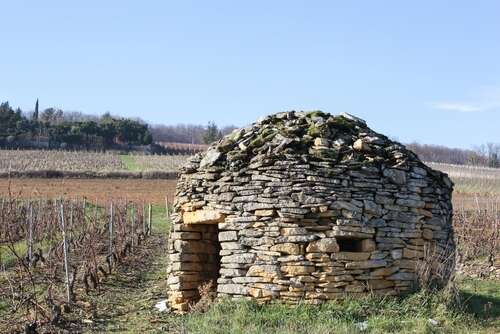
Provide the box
[2,99,499,168]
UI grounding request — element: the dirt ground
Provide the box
[0,178,178,205]
[0,225,171,334]
[1,177,496,210]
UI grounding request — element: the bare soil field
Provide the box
[0,177,492,210]
[0,178,177,204]
[0,179,494,211]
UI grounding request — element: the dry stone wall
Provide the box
[167,111,454,312]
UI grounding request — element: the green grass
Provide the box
[2,203,498,334]
[151,204,170,234]
[459,278,500,321]
[157,279,500,334]
[0,240,28,267]
[120,154,142,171]
[124,205,500,334]
[0,239,51,268]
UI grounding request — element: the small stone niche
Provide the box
[336,237,377,253]
[336,237,364,252]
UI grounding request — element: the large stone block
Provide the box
[247,265,282,279]
[270,243,302,255]
[255,209,275,216]
[183,210,224,225]
[370,266,399,277]
[306,238,339,253]
[332,252,371,261]
[345,260,387,269]
[367,279,395,290]
[361,239,376,252]
[219,231,238,241]
[281,265,315,276]
[403,248,424,259]
[217,284,247,295]
[383,168,407,185]
[221,253,256,264]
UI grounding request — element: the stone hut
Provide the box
[167,111,454,312]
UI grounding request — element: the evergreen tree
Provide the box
[203,121,221,144]
[33,99,39,121]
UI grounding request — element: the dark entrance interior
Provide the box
[336,237,364,252]
[181,223,220,302]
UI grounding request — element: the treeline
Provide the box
[0,101,152,149]
[407,142,499,168]
[2,99,498,166]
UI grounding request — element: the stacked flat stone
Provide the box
[167,111,454,312]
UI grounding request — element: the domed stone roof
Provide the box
[167,111,454,312]
[182,111,451,187]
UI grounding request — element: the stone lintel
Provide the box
[182,209,225,225]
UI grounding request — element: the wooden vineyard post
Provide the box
[142,201,146,235]
[94,198,99,226]
[165,196,170,221]
[27,201,33,265]
[82,198,86,221]
[60,202,72,303]
[69,201,74,243]
[148,203,152,236]
[109,202,114,269]
[131,205,135,252]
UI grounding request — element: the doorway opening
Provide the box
[178,223,220,303]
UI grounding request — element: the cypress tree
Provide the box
[33,99,39,121]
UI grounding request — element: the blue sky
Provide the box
[1,1,499,149]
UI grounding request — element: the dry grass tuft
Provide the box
[189,280,217,313]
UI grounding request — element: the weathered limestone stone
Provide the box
[247,265,282,279]
[361,239,376,252]
[403,248,424,259]
[331,274,354,282]
[391,249,403,260]
[386,272,416,281]
[221,253,256,264]
[270,243,302,255]
[306,238,340,253]
[173,240,216,254]
[353,138,370,152]
[383,168,407,185]
[332,252,371,261]
[166,111,455,312]
[314,137,330,147]
[182,210,224,225]
[281,265,315,276]
[217,284,248,295]
[255,209,275,216]
[422,229,433,240]
[345,260,387,269]
[370,266,399,277]
[219,231,238,241]
[367,280,395,290]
